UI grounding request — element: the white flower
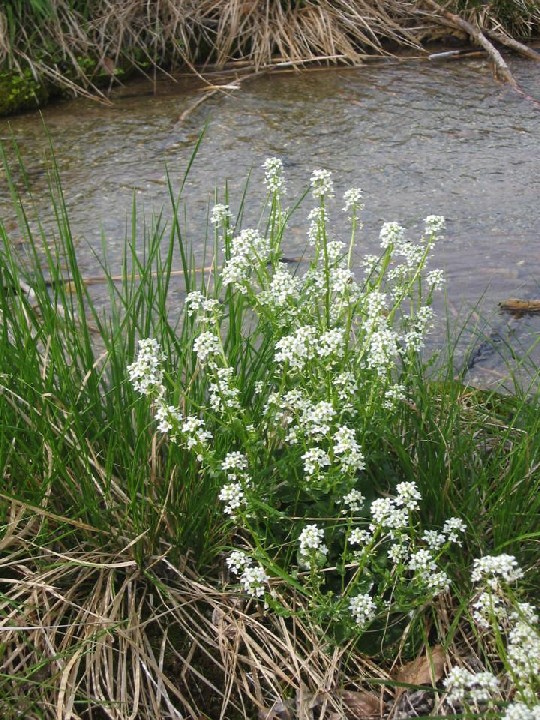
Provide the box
[349,528,371,546]
[471,554,524,589]
[424,215,445,237]
[318,328,345,359]
[341,489,365,513]
[210,203,233,226]
[503,703,540,720]
[379,221,405,250]
[334,371,358,404]
[426,268,445,290]
[209,367,241,414]
[444,667,499,705]
[182,416,212,449]
[260,265,301,308]
[395,482,421,511]
[327,240,345,262]
[472,590,508,630]
[221,451,248,473]
[422,530,447,551]
[128,338,165,397]
[302,447,331,477]
[185,291,220,317]
[226,550,250,575]
[310,169,334,199]
[388,542,409,564]
[408,549,437,576]
[302,400,335,439]
[443,517,466,544]
[343,187,364,213]
[298,524,328,568]
[227,552,269,599]
[382,383,406,410]
[193,331,221,365]
[307,206,329,245]
[349,593,376,627]
[333,426,366,473]
[240,563,268,598]
[219,482,245,515]
[155,403,182,435]
[365,327,399,375]
[275,325,318,370]
[262,157,285,194]
[507,611,540,687]
[370,497,408,533]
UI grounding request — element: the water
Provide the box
[1,57,539,386]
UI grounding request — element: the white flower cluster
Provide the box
[210,203,233,227]
[310,169,334,199]
[219,482,245,516]
[408,549,449,594]
[299,400,336,439]
[426,268,445,291]
[382,383,406,410]
[184,291,221,318]
[444,667,500,705]
[222,451,248,473]
[333,426,366,473]
[181,416,212,451]
[208,366,241,414]
[193,331,222,366]
[503,703,540,720]
[259,264,301,310]
[128,338,165,397]
[307,206,328,245]
[404,306,434,353]
[155,403,182,436]
[507,604,540,695]
[424,214,445,237]
[471,554,524,590]
[219,451,251,514]
[128,339,213,453]
[301,447,331,478]
[262,157,285,194]
[343,187,364,216]
[471,590,507,630]
[379,221,405,251]
[226,551,268,598]
[298,524,328,569]
[341,489,365,513]
[274,325,318,370]
[349,592,376,628]
[222,228,270,290]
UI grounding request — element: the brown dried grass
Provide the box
[1,0,538,95]
[0,500,396,720]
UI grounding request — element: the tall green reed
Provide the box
[0,138,226,567]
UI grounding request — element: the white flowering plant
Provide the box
[128,158,468,650]
[443,554,540,719]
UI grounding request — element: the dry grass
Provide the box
[1,499,477,720]
[1,0,539,96]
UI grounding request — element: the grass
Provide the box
[0,140,540,718]
[0,0,539,109]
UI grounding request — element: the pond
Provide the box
[1,56,540,387]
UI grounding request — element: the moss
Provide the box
[0,67,49,117]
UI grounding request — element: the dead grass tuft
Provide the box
[1,1,539,98]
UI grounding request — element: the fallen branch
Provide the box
[420,0,518,87]
[484,29,540,63]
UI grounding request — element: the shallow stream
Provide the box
[1,56,539,387]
